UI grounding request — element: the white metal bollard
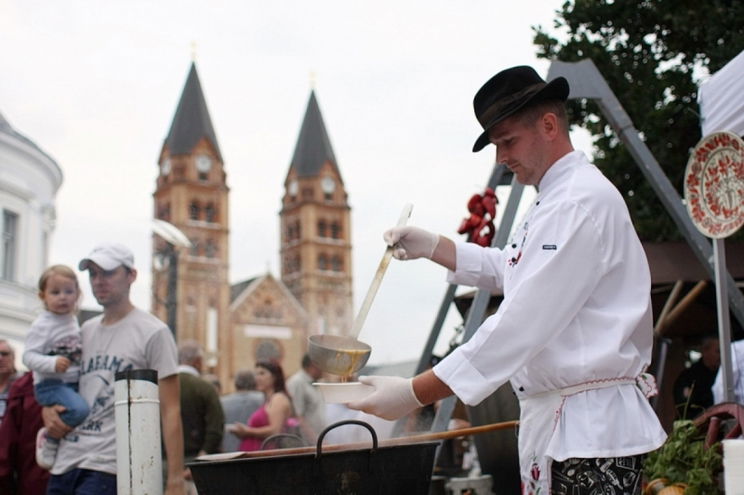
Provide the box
[115,369,163,495]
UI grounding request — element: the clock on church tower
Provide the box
[280,90,353,337]
[152,62,230,385]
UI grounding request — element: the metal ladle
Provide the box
[308,204,413,376]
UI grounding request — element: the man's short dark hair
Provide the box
[233,369,256,391]
[178,340,202,365]
[516,100,570,136]
[302,353,313,369]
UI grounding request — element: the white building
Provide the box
[0,111,62,365]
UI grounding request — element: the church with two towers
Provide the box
[151,63,354,388]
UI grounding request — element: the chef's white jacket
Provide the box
[433,150,667,490]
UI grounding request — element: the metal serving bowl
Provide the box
[307,334,372,377]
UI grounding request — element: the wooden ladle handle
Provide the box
[350,203,413,339]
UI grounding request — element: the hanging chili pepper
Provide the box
[457,187,498,247]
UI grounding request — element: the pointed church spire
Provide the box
[289,90,338,178]
[164,62,222,161]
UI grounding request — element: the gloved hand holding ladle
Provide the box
[308,203,413,378]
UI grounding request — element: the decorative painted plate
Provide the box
[684,131,744,238]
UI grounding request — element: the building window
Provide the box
[318,220,327,238]
[190,238,200,256]
[331,222,341,239]
[2,210,18,281]
[318,254,328,271]
[331,255,342,272]
[254,297,283,321]
[205,239,217,258]
[189,201,201,221]
[255,339,282,362]
[205,203,217,223]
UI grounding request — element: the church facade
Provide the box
[152,63,353,388]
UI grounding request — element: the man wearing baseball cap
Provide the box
[348,66,667,493]
[42,243,186,495]
[77,243,135,272]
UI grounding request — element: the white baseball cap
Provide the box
[79,243,135,271]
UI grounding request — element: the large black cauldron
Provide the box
[188,420,438,495]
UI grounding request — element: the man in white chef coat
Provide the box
[347,66,667,494]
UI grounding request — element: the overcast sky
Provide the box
[0,0,594,365]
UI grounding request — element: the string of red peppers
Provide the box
[457,187,498,247]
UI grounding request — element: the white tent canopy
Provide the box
[699,49,744,136]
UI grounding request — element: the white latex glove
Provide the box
[346,375,424,420]
[383,226,439,260]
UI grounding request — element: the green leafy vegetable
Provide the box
[644,420,722,494]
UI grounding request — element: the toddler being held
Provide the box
[22,265,89,470]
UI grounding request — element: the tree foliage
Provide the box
[533,0,744,241]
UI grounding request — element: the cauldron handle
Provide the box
[316,419,379,453]
[259,433,308,450]
[313,420,378,494]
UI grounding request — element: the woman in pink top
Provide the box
[228,360,293,451]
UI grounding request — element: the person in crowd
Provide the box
[347,65,667,493]
[177,340,224,460]
[286,353,326,443]
[41,243,185,495]
[220,369,263,452]
[0,371,50,494]
[177,340,224,495]
[0,339,20,424]
[713,338,744,404]
[673,334,720,418]
[227,360,294,451]
[23,265,90,469]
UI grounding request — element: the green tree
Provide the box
[533,0,744,241]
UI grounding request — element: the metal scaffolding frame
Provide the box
[417,58,744,436]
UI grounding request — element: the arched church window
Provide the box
[189,201,201,221]
[205,203,217,222]
[255,339,282,363]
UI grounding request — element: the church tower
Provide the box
[152,62,230,373]
[280,91,353,337]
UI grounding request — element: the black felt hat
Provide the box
[472,66,569,152]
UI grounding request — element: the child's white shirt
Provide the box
[23,310,82,384]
